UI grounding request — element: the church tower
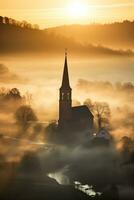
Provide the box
[59,51,72,127]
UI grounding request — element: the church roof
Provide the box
[72,105,94,120]
[60,51,71,90]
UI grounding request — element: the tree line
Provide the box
[0,87,32,104]
[0,87,111,140]
[0,16,39,30]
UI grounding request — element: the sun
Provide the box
[67,1,88,18]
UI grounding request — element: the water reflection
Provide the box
[74,181,102,198]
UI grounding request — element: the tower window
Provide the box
[67,93,70,100]
[62,93,64,100]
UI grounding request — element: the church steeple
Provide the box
[61,50,71,89]
[59,51,72,126]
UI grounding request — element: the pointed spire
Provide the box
[61,49,71,89]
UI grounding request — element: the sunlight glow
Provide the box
[67,1,89,18]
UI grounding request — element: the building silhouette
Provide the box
[58,51,94,134]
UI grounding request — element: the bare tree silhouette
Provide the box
[84,99,110,130]
[15,105,37,132]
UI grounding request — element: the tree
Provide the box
[21,20,31,29]
[5,88,22,101]
[4,17,9,24]
[9,18,16,25]
[94,102,111,130]
[84,99,111,130]
[0,16,3,24]
[0,87,7,96]
[15,105,38,131]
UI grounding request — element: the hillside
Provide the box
[0,18,134,57]
[46,21,134,50]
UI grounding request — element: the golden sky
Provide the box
[0,0,134,28]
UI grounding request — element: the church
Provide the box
[58,52,94,135]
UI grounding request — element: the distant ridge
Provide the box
[46,20,134,49]
[0,16,134,57]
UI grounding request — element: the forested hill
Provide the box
[0,16,134,57]
[46,21,134,50]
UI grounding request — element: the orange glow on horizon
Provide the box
[0,0,134,28]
